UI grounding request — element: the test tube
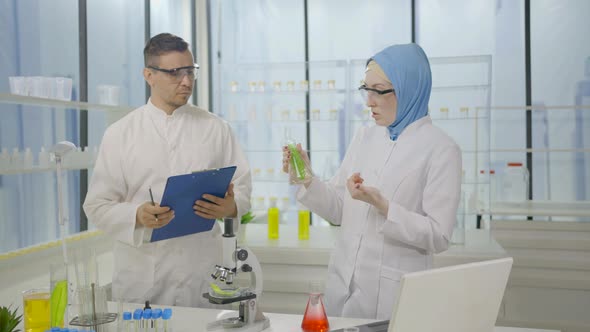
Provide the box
[162,309,172,332]
[133,309,143,332]
[152,309,162,332]
[142,309,152,332]
[123,312,132,332]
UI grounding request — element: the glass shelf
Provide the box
[226,119,341,124]
[0,93,134,113]
[0,164,93,175]
[487,201,590,217]
[222,88,347,95]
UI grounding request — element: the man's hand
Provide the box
[136,202,174,229]
[193,183,238,219]
[346,173,389,216]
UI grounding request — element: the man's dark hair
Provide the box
[144,33,189,67]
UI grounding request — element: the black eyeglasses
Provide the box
[358,84,395,100]
[148,64,199,81]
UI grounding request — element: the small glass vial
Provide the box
[268,197,280,240]
[287,81,295,91]
[273,81,282,92]
[460,107,469,118]
[266,168,275,180]
[313,80,322,90]
[298,209,310,240]
[311,109,320,121]
[258,81,266,92]
[300,80,309,91]
[327,80,335,90]
[266,106,273,121]
[253,168,261,179]
[439,107,449,119]
[297,109,306,121]
[329,109,338,121]
[248,81,257,92]
[229,81,239,92]
[281,109,290,121]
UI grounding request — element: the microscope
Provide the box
[203,218,270,332]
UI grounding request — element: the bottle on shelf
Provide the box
[273,81,282,92]
[0,148,10,170]
[459,107,469,118]
[11,148,23,170]
[439,107,449,119]
[248,81,257,92]
[258,81,266,92]
[327,80,335,90]
[311,109,320,121]
[287,81,295,91]
[300,80,309,91]
[230,81,239,92]
[313,80,322,90]
[23,147,33,169]
[501,162,529,202]
[38,147,49,168]
[477,170,489,212]
[489,169,497,209]
[267,197,280,240]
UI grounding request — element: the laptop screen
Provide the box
[330,258,513,332]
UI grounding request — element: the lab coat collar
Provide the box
[396,115,431,142]
[146,98,190,119]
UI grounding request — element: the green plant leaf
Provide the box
[0,305,23,332]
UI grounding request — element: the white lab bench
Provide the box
[236,224,506,314]
[99,302,559,332]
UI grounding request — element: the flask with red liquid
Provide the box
[301,281,330,332]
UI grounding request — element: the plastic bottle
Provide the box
[477,170,489,212]
[0,147,10,170]
[501,162,529,202]
[39,146,50,168]
[23,147,33,169]
[268,197,279,240]
[298,209,310,240]
[11,147,22,170]
[301,281,329,332]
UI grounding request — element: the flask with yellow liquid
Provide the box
[268,197,280,239]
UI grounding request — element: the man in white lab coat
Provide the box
[84,33,251,307]
[283,44,462,319]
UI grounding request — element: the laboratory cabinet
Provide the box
[0,92,133,253]
[215,56,494,229]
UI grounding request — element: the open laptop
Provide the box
[331,257,513,332]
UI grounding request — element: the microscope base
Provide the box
[206,311,270,332]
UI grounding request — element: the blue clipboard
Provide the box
[150,166,237,242]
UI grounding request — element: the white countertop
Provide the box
[237,223,506,266]
[104,302,558,332]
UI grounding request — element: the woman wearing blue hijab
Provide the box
[283,44,462,319]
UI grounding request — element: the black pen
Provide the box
[149,186,158,218]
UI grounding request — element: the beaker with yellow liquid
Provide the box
[23,288,50,332]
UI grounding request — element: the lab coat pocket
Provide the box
[376,266,404,319]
